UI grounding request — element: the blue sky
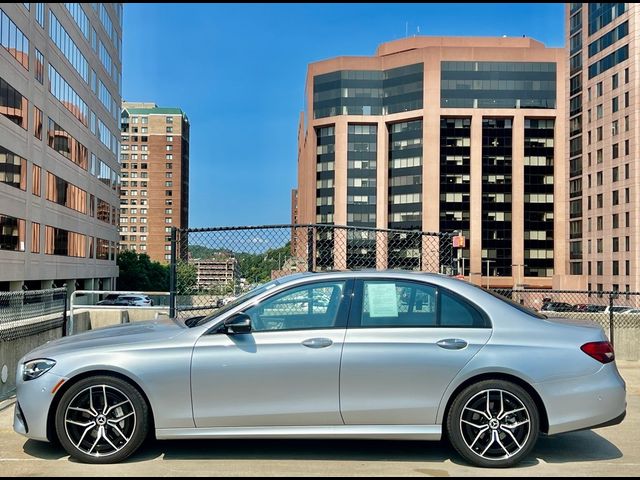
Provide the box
[121,3,565,228]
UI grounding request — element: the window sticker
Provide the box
[366,283,399,318]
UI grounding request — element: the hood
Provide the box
[24,318,187,360]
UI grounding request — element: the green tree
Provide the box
[117,250,169,291]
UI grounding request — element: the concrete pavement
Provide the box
[0,361,638,477]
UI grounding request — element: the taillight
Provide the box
[581,341,615,364]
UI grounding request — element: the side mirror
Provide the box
[223,313,252,335]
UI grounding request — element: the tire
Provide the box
[54,375,149,464]
[446,379,539,468]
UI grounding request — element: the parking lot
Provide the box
[0,361,638,477]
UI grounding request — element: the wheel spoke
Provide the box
[102,386,109,414]
[68,406,95,416]
[498,407,526,420]
[102,431,120,452]
[461,419,486,429]
[105,400,129,416]
[75,424,96,449]
[88,426,103,454]
[88,387,98,416]
[465,407,490,420]
[502,419,530,429]
[480,430,497,457]
[469,426,489,449]
[485,390,492,418]
[66,419,95,428]
[108,423,130,442]
[500,426,522,450]
[112,411,134,422]
[495,431,511,458]
[498,390,504,419]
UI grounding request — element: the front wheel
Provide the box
[54,375,149,464]
[446,380,539,468]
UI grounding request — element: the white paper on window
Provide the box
[366,283,398,318]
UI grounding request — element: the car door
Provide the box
[340,278,492,425]
[191,279,353,427]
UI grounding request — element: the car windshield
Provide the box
[186,279,281,327]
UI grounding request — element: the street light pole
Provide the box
[484,259,495,289]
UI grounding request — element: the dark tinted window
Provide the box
[439,289,488,328]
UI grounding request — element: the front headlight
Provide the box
[22,359,56,381]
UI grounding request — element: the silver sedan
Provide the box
[14,271,626,467]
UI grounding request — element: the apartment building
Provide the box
[296,36,567,288]
[566,3,639,293]
[0,3,122,291]
[119,102,189,263]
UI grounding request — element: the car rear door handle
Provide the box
[436,338,468,350]
[302,338,333,349]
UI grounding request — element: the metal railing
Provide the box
[169,224,456,319]
[68,290,170,335]
[0,287,67,341]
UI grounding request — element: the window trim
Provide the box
[348,278,492,329]
[215,279,355,334]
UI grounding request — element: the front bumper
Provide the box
[13,371,67,442]
[537,362,626,436]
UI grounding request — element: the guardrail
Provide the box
[69,290,170,335]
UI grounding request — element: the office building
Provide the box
[119,102,189,263]
[295,36,567,288]
[0,3,122,292]
[566,3,639,292]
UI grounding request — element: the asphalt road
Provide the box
[0,361,638,477]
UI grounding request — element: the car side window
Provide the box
[361,280,437,327]
[439,289,488,328]
[245,281,346,332]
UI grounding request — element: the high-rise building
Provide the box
[566,3,638,293]
[0,3,122,292]
[296,36,567,288]
[119,102,189,263]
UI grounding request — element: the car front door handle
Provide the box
[302,338,333,349]
[436,338,468,350]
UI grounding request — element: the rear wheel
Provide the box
[446,380,539,468]
[55,375,149,464]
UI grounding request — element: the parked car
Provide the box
[540,301,575,312]
[574,304,606,313]
[113,295,153,306]
[97,294,152,306]
[602,305,633,314]
[14,271,626,467]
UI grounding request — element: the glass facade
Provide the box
[588,44,629,79]
[482,118,512,277]
[441,61,556,109]
[44,226,86,257]
[47,118,89,170]
[315,125,335,270]
[0,145,27,191]
[588,3,626,35]
[0,9,29,70]
[49,10,89,82]
[48,64,89,126]
[388,120,422,269]
[313,64,423,119]
[588,21,628,57]
[0,75,28,130]
[0,213,25,252]
[439,117,471,275]
[346,124,377,268]
[523,118,555,277]
[45,172,87,214]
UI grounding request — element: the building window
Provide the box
[34,49,44,84]
[32,164,40,196]
[31,222,40,253]
[0,145,27,191]
[0,76,28,129]
[0,9,29,70]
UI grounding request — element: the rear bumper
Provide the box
[537,363,626,436]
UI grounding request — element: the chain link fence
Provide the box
[492,288,640,360]
[0,287,67,341]
[170,224,455,319]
